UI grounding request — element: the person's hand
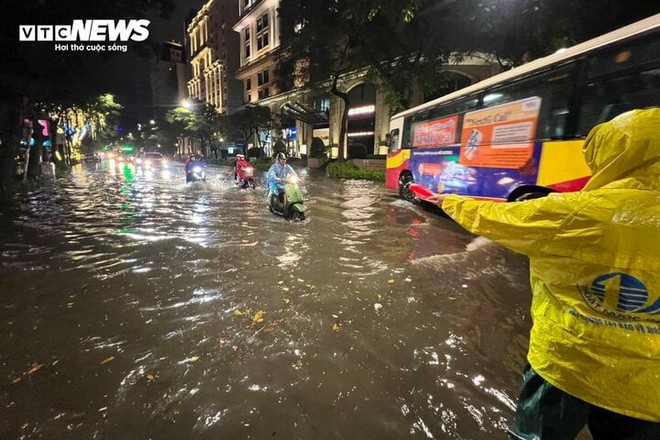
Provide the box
[427,193,449,207]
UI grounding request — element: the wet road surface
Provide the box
[1,160,536,439]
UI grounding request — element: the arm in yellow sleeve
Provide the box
[441,193,583,257]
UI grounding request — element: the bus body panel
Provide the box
[385,149,410,191]
[390,139,593,200]
[537,140,592,192]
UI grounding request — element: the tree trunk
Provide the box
[330,77,349,160]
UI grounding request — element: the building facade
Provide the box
[233,0,280,106]
[150,40,189,109]
[187,0,242,114]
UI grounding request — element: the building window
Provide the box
[258,88,270,100]
[245,78,251,91]
[257,69,269,86]
[256,12,269,51]
[257,32,268,51]
[244,28,251,59]
[246,93,251,103]
[256,13,269,32]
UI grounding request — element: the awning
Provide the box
[283,101,329,126]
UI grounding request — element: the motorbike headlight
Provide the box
[288,175,299,184]
[193,166,202,173]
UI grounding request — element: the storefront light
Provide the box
[347,131,375,137]
[348,105,375,116]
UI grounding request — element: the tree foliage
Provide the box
[164,104,220,157]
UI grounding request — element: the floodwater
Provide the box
[0,161,535,439]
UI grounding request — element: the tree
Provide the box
[165,104,221,158]
[445,0,660,68]
[221,105,279,156]
[277,0,461,158]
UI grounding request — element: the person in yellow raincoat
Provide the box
[430,108,660,439]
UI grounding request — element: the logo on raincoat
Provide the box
[578,273,660,322]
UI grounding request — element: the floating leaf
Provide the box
[26,362,43,375]
[98,407,108,412]
[12,376,22,384]
[332,314,339,319]
[101,356,115,365]
[233,310,244,317]
[283,298,291,304]
[278,280,284,285]
[146,373,155,381]
[374,303,383,311]
[190,356,200,362]
[252,310,264,325]
[331,323,341,332]
[387,279,395,284]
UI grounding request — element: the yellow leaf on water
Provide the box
[387,279,395,284]
[332,314,339,319]
[26,362,43,375]
[190,356,200,362]
[278,280,284,285]
[146,373,155,381]
[101,356,115,365]
[284,298,291,304]
[252,310,264,325]
[233,310,244,317]
[331,323,341,332]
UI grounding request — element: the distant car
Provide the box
[136,152,167,168]
[83,153,100,162]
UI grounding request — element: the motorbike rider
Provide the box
[267,152,299,203]
[235,154,249,176]
[185,153,206,180]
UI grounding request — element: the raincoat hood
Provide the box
[582,108,660,190]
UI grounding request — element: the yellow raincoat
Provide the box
[441,108,660,422]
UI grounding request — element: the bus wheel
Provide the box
[398,174,421,204]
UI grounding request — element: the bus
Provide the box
[386,14,660,203]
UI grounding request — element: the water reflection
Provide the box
[0,164,533,439]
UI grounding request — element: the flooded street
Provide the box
[1,162,533,439]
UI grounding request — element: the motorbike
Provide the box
[236,164,256,190]
[268,175,306,221]
[186,163,206,183]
